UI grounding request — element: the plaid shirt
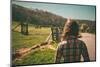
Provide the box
[55,36,90,63]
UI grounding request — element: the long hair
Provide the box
[61,19,79,41]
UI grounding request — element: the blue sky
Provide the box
[12,1,96,21]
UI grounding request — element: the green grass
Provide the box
[12,28,50,52]
[13,48,56,65]
[12,21,51,51]
[12,21,58,65]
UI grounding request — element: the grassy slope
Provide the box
[12,21,57,65]
[12,21,51,51]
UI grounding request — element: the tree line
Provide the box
[12,4,96,34]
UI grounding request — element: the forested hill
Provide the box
[12,4,66,26]
[12,4,95,33]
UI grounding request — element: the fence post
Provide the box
[51,27,54,41]
[21,22,28,35]
[51,27,60,42]
[21,22,24,34]
[25,22,28,35]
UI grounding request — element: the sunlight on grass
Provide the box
[12,21,58,65]
[13,48,56,65]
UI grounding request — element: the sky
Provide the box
[12,1,96,21]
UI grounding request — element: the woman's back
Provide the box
[55,19,90,63]
[56,36,90,63]
[62,36,88,62]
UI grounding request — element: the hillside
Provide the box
[12,4,66,27]
[12,4,96,33]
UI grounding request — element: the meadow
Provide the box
[12,21,96,65]
[12,21,58,65]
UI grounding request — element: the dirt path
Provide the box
[79,33,96,61]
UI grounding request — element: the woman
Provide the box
[55,18,90,63]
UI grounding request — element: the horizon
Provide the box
[12,1,96,21]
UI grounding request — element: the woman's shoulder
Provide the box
[58,41,67,47]
[77,39,86,47]
[78,39,85,43]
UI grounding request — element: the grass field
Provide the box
[12,21,96,65]
[12,21,57,65]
